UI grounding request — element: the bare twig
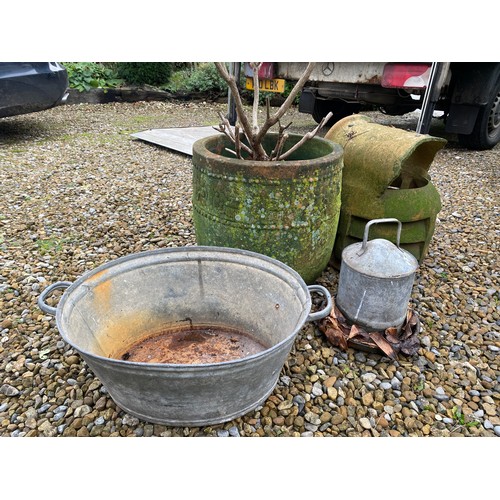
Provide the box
[215,111,235,140]
[278,120,293,136]
[255,62,317,144]
[214,110,252,156]
[250,62,262,134]
[277,111,333,160]
[214,62,267,160]
[215,62,319,161]
[234,123,242,158]
[224,148,238,156]
[270,120,292,160]
[271,132,289,161]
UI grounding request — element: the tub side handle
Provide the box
[306,285,332,322]
[38,281,72,316]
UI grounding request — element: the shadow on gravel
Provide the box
[0,117,54,145]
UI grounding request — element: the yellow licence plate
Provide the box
[245,76,285,93]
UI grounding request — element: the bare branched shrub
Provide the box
[214,62,332,161]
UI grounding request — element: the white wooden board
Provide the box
[131,126,221,156]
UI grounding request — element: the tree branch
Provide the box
[214,63,254,144]
[214,111,252,157]
[215,62,321,162]
[276,111,333,161]
[215,62,267,160]
[250,62,262,134]
[255,62,317,144]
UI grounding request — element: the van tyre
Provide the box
[458,77,500,150]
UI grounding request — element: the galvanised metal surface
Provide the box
[192,133,344,284]
[38,247,332,427]
[336,219,418,331]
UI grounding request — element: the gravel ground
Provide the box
[0,99,498,439]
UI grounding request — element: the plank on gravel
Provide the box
[131,126,220,156]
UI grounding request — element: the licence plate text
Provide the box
[245,77,285,93]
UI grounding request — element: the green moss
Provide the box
[192,134,343,284]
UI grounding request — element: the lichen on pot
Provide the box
[192,132,343,284]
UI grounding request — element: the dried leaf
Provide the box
[330,306,339,320]
[406,308,413,324]
[320,297,420,359]
[386,334,401,346]
[324,314,339,330]
[348,324,362,340]
[386,326,398,337]
[319,306,349,351]
[409,308,417,323]
[333,305,349,327]
[400,335,420,356]
[322,325,349,351]
[385,327,400,345]
[401,322,412,340]
[369,331,397,359]
[401,310,419,340]
[349,324,371,341]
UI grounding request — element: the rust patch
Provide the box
[87,268,109,284]
[116,324,268,364]
[364,75,382,85]
[88,269,113,314]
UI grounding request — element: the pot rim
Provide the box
[54,246,312,370]
[192,132,344,169]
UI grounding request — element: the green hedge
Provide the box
[115,62,174,86]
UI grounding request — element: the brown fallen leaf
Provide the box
[322,325,349,351]
[399,334,420,356]
[369,331,397,359]
[402,309,419,340]
[348,324,362,340]
[330,306,340,320]
[385,327,401,345]
[319,297,420,359]
[401,323,411,340]
[349,324,372,341]
[319,306,350,350]
[406,308,413,324]
[333,305,350,329]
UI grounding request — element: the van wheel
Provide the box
[458,77,500,150]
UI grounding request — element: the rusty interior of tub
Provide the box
[118,323,268,364]
[58,249,311,365]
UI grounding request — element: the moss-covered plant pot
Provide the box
[192,133,344,284]
[324,114,446,266]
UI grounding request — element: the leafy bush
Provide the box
[162,63,228,96]
[115,62,174,86]
[163,69,192,93]
[63,62,296,106]
[63,62,123,92]
[184,63,227,93]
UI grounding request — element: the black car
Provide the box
[0,62,69,118]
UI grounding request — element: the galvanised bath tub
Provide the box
[38,246,331,427]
